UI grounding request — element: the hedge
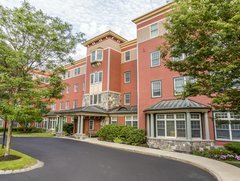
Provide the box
[224,142,240,155]
[96,124,146,146]
[0,127,46,133]
[63,123,73,135]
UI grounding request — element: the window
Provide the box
[66,86,70,94]
[89,119,94,130]
[51,103,56,111]
[150,23,159,38]
[91,50,103,62]
[156,113,186,138]
[67,71,71,78]
[74,67,81,76]
[111,117,118,124]
[65,101,69,110]
[48,118,57,130]
[174,76,195,95]
[74,84,78,92]
[125,51,130,61]
[151,51,160,67]
[214,112,240,141]
[124,71,131,83]
[124,93,131,105]
[73,100,78,109]
[151,80,161,98]
[191,113,201,138]
[172,53,186,62]
[90,72,103,84]
[60,102,64,110]
[90,94,102,105]
[125,115,138,128]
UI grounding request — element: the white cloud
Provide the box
[1,0,167,59]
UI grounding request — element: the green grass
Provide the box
[11,132,55,137]
[224,160,240,165]
[0,146,37,170]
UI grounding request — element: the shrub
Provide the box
[224,142,240,155]
[0,127,45,133]
[193,148,238,161]
[63,123,73,135]
[97,124,146,146]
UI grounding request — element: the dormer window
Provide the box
[91,49,103,63]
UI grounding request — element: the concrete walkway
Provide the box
[67,137,240,181]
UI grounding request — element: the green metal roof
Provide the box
[144,99,209,112]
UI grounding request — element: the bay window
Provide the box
[90,94,102,105]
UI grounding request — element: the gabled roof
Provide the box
[82,30,127,47]
[144,99,209,112]
[109,106,137,114]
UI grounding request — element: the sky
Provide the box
[1,0,167,59]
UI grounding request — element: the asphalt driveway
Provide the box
[0,137,216,181]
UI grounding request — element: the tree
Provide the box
[161,0,240,111]
[0,1,84,156]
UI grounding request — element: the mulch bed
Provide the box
[0,155,21,162]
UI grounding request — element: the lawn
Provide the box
[0,146,37,170]
[12,132,55,137]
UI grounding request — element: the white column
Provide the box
[150,114,154,137]
[47,117,49,130]
[147,114,150,137]
[77,116,80,134]
[186,112,192,140]
[80,116,84,134]
[204,112,210,140]
[57,116,60,132]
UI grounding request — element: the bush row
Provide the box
[0,127,46,133]
[96,124,146,146]
[224,142,240,155]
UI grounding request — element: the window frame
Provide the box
[151,80,162,98]
[124,51,130,61]
[89,119,94,130]
[74,84,79,92]
[125,115,138,128]
[90,71,103,85]
[124,71,131,84]
[214,112,240,141]
[124,93,131,105]
[150,23,159,38]
[150,51,160,67]
[111,116,118,125]
[72,100,78,109]
[91,49,103,62]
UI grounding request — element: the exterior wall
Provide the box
[53,61,86,112]
[120,47,137,106]
[147,138,214,153]
[109,49,121,92]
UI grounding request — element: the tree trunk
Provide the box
[4,121,12,157]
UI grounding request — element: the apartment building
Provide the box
[42,2,239,152]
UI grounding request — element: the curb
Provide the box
[0,160,44,175]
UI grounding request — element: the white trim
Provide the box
[136,17,168,30]
[151,80,162,98]
[137,42,140,126]
[124,71,131,84]
[125,115,138,128]
[150,51,161,67]
[90,71,103,85]
[124,93,131,105]
[90,49,103,63]
[107,47,110,91]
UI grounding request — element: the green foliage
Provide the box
[224,142,240,155]
[96,124,146,146]
[162,0,240,111]
[0,1,84,155]
[0,127,46,133]
[63,123,73,135]
[193,148,234,158]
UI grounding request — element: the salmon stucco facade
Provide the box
[37,2,240,152]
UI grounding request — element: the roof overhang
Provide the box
[82,30,127,47]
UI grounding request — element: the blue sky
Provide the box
[1,0,167,59]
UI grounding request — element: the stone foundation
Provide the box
[147,137,214,153]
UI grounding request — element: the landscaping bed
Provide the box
[193,142,240,167]
[0,146,37,170]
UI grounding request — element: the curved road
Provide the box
[0,137,216,181]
